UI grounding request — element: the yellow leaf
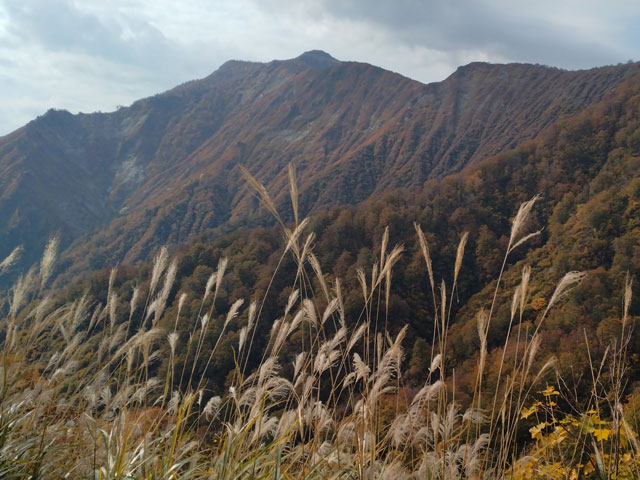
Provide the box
[583,462,595,475]
[540,385,560,397]
[521,405,538,419]
[530,422,547,440]
[594,428,611,441]
[549,426,567,446]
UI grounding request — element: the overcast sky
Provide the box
[1,0,639,136]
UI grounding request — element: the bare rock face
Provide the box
[1,51,637,274]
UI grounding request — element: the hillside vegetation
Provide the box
[1,53,637,277]
[1,170,637,477]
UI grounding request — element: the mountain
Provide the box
[45,71,640,402]
[1,51,638,275]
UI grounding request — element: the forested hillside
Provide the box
[1,52,637,280]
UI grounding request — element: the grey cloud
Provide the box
[3,0,205,77]
[274,0,635,69]
[0,0,229,134]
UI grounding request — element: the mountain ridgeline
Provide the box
[1,51,638,277]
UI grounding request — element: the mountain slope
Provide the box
[1,51,638,274]
[44,71,640,404]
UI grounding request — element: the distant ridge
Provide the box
[0,51,638,276]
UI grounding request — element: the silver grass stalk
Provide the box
[283,217,310,259]
[215,257,228,293]
[461,434,490,477]
[357,268,368,302]
[508,194,540,251]
[129,286,140,319]
[308,253,331,302]
[108,292,118,331]
[430,353,442,373]
[162,259,177,301]
[154,259,177,324]
[380,226,389,271]
[462,408,486,424]
[26,295,53,342]
[300,231,316,266]
[293,352,307,379]
[415,223,435,292]
[353,353,371,382]
[238,326,248,351]
[224,298,244,329]
[174,292,187,331]
[99,385,112,408]
[476,309,489,377]
[71,293,90,333]
[200,313,210,330]
[288,163,299,225]
[510,284,521,323]
[519,265,531,316]
[440,280,447,327]
[334,278,346,327]
[377,245,403,289]
[623,273,633,328]
[372,262,379,301]
[145,297,157,322]
[510,229,543,253]
[413,380,443,411]
[385,269,392,313]
[322,298,340,325]
[270,318,281,340]
[204,271,216,301]
[314,350,341,375]
[108,323,127,352]
[284,289,300,318]
[167,332,179,355]
[347,323,368,352]
[107,267,117,300]
[203,395,222,420]
[454,232,469,285]
[40,235,59,289]
[327,326,347,351]
[59,322,70,345]
[5,322,16,351]
[276,410,299,439]
[544,271,586,317]
[258,357,279,385]
[526,334,541,376]
[149,246,168,296]
[302,298,317,327]
[168,390,181,414]
[239,165,283,224]
[301,375,314,407]
[9,266,35,318]
[247,300,256,331]
[0,245,23,275]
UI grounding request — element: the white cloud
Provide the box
[0,0,638,136]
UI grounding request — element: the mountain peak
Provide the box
[295,50,339,68]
